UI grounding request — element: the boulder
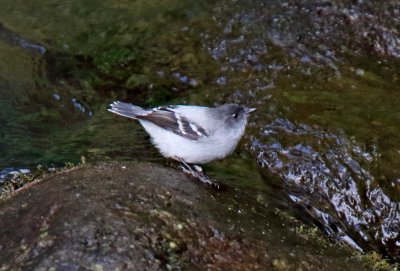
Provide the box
[0,162,378,270]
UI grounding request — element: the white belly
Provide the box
[139,120,240,164]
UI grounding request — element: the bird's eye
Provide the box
[232,113,239,119]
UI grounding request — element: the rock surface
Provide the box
[0,162,383,270]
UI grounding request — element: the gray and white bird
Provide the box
[108,101,256,186]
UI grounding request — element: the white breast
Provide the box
[138,119,246,164]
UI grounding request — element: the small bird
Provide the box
[109,101,256,186]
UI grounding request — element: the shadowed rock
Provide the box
[0,162,385,270]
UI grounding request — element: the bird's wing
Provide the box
[137,107,209,140]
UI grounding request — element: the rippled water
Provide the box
[0,0,399,261]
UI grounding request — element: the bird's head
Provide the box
[215,104,256,129]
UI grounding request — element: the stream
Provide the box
[0,0,399,262]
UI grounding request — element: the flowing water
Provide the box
[0,0,399,262]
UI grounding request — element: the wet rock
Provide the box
[252,118,400,260]
[0,162,385,270]
[0,22,46,55]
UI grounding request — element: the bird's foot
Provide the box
[176,158,222,190]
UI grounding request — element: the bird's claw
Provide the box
[177,164,222,190]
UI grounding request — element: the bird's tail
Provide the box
[108,101,149,119]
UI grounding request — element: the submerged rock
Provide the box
[0,162,388,270]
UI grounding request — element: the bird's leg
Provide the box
[176,157,221,189]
